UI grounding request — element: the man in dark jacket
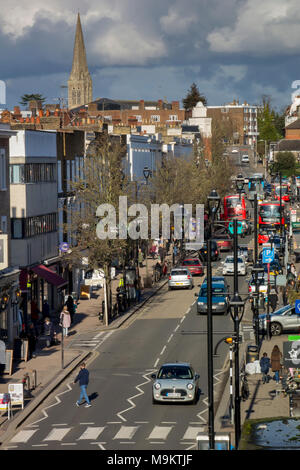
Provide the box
[260,352,271,384]
[74,362,91,407]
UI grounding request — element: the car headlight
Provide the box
[154,383,161,390]
[187,383,194,390]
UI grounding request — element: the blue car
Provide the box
[196,281,229,314]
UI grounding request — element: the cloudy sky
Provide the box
[1,0,300,111]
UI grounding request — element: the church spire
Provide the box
[68,13,93,109]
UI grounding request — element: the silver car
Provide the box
[151,363,200,404]
[168,268,194,290]
[222,256,246,276]
[258,305,300,336]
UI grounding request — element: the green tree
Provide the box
[183,83,207,110]
[257,95,281,143]
[20,93,47,108]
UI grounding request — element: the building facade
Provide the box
[207,100,260,146]
[9,130,67,324]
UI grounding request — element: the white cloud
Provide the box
[207,0,300,55]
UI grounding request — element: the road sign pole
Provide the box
[266,263,271,341]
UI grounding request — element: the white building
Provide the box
[9,129,67,314]
[126,134,162,181]
[187,102,212,138]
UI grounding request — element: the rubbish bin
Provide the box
[246,345,259,364]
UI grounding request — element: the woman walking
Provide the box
[60,305,71,337]
[271,344,282,384]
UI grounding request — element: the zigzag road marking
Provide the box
[116,370,155,422]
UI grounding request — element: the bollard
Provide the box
[31,370,37,390]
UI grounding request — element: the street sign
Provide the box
[228,221,243,235]
[295,299,300,314]
[262,248,274,264]
[59,242,70,253]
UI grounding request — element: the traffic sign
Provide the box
[295,299,300,314]
[59,242,70,253]
[262,248,274,264]
[228,221,243,235]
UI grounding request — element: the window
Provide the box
[1,216,7,233]
[168,115,178,121]
[221,108,229,113]
[10,164,56,183]
[151,115,160,122]
[0,148,6,190]
[11,219,24,239]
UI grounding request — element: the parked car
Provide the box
[222,256,247,276]
[258,304,300,336]
[231,149,239,154]
[181,258,204,276]
[241,155,249,163]
[151,363,200,404]
[196,281,229,314]
[198,240,219,262]
[168,268,194,290]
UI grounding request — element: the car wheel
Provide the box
[152,395,158,405]
[270,322,282,336]
[168,286,172,291]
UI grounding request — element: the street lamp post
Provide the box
[143,167,152,286]
[206,189,221,450]
[251,263,264,346]
[229,219,245,449]
[235,175,245,201]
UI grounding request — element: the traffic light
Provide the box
[224,337,233,345]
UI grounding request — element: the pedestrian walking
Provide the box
[138,249,144,268]
[42,317,55,348]
[66,295,76,324]
[60,305,71,337]
[134,276,142,303]
[42,299,50,320]
[271,345,283,384]
[27,323,37,359]
[260,352,271,384]
[74,362,91,407]
[269,288,278,313]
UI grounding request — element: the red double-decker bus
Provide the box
[274,184,290,203]
[258,201,285,232]
[221,195,247,223]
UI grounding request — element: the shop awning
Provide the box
[31,265,68,289]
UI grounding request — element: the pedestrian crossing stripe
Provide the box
[9,424,205,445]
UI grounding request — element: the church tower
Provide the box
[68,13,93,109]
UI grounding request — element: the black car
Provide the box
[199,240,219,262]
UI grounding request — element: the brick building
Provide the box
[207,100,260,146]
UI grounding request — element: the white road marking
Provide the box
[116,370,155,422]
[113,426,139,440]
[61,443,77,446]
[147,426,173,440]
[180,316,186,323]
[43,427,71,441]
[174,324,180,332]
[11,430,38,443]
[160,345,166,355]
[93,332,105,339]
[182,426,205,440]
[78,427,105,440]
[154,358,159,368]
[167,334,174,343]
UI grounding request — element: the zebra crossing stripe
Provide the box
[11,430,38,443]
[113,426,139,440]
[43,428,72,441]
[147,426,173,440]
[182,426,204,440]
[78,427,105,440]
